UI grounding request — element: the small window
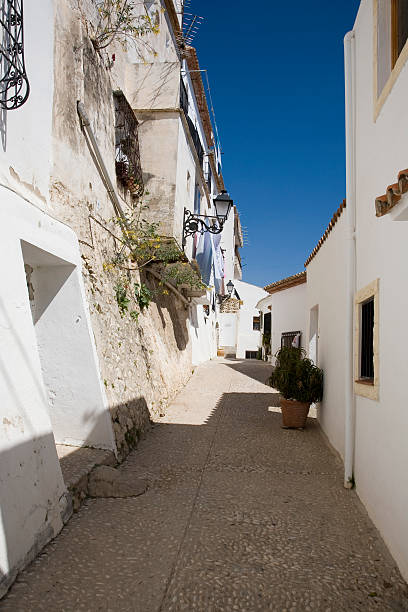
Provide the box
[252,316,260,331]
[245,351,258,359]
[360,298,374,380]
[281,331,301,349]
[392,0,408,67]
[354,279,379,400]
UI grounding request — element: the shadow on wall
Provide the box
[0,391,153,598]
[143,271,189,352]
[0,432,70,598]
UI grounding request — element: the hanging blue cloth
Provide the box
[195,230,213,286]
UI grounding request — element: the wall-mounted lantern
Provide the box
[182,189,233,248]
[226,280,234,296]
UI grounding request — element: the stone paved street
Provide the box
[2,359,408,611]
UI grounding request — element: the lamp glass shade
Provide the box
[214,190,233,222]
[226,280,234,296]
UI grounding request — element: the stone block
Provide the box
[88,466,147,498]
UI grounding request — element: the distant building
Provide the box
[257,272,307,363]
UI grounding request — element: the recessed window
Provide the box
[252,316,260,331]
[375,0,408,117]
[392,0,408,67]
[245,351,258,359]
[354,279,379,400]
[360,298,374,380]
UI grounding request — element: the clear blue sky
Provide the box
[190,1,360,287]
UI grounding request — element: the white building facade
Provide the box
[305,0,408,581]
[257,272,307,363]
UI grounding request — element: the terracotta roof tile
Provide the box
[375,168,408,217]
[304,199,346,267]
[264,271,306,294]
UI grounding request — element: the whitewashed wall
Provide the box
[268,283,307,362]
[305,214,348,459]
[189,298,217,366]
[0,188,116,596]
[234,281,267,359]
[0,0,54,208]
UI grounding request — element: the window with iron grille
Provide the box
[185,113,204,167]
[354,279,379,399]
[0,0,30,110]
[360,298,374,380]
[113,91,144,197]
[281,331,301,349]
[245,351,258,359]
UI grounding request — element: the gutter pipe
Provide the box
[344,31,356,489]
[77,101,126,220]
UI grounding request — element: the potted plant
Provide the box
[268,347,323,429]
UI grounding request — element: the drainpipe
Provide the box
[344,31,356,489]
[77,101,126,220]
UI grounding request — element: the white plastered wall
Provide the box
[305,214,348,459]
[189,299,217,366]
[268,282,308,362]
[234,281,268,359]
[0,0,54,208]
[0,189,115,595]
[347,0,408,580]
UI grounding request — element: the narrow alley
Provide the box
[2,359,407,611]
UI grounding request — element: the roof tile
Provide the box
[304,199,346,267]
[375,168,408,216]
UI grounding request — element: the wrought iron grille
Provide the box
[113,90,144,197]
[281,331,301,349]
[180,78,188,116]
[0,0,29,110]
[360,297,374,379]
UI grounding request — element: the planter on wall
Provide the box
[280,398,310,429]
[183,287,207,298]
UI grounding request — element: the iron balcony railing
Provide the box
[180,79,188,116]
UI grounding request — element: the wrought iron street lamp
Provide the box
[182,189,233,247]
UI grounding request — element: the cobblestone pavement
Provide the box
[2,359,408,611]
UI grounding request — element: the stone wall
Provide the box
[50,0,193,460]
[220,298,241,314]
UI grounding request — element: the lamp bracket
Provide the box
[182,208,226,247]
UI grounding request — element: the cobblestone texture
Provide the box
[2,359,408,611]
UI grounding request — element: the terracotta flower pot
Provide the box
[280,398,310,429]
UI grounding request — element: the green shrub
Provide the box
[268,347,323,403]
